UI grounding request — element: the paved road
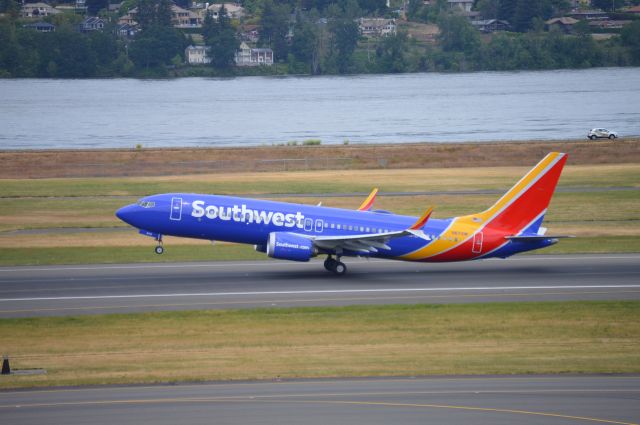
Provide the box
[1,375,638,425]
[0,254,639,317]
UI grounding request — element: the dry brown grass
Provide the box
[2,139,639,179]
[86,162,640,191]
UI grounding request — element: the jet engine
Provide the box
[266,232,317,262]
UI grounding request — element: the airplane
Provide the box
[116,152,571,275]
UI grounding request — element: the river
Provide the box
[1,67,639,150]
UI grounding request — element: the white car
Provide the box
[588,128,618,140]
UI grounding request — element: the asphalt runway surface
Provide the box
[1,375,639,425]
[0,254,639,317]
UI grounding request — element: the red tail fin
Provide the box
[482,152,567,234]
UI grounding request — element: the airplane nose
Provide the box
[115,204,135,225]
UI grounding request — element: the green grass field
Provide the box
[1,163,638,198]
[0,236,639,266]
[1,301,638,389]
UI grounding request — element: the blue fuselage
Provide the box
[116,193,551,261]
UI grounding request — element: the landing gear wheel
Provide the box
[333,261,347,276]
[154,245,164,255]
[324,257,337,272]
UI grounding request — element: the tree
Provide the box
[89,31,120,73]
[358,0,386,14]
[498,0,517,22]
[0,19,19,76]
[129,25,184,69]
[173,0,190,8]
[324,0,361,73]
[53,29,97,77]
[437,13,480,53]
[376,31,409,73]
[259,0,291,61]
[406,0,423,20]
[135,0,173,29]
[86,0,109,15]
[475,0,499,20]
[591,0,618,12]
[0,0,20,17]
[621,20,640,63]
[291,12,319,71]
[203,6,239,69]
[573,19,590,37]
[514,0,538,32]
[156,0,173,28]
[328,16,359,73]
[136,0,158,29]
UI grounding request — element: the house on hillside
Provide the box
[568,10,608,21]
[447,0,480,19]
[118,9,137,26]
[240,24,259,43]
[171,4,202,28]
[546,17,579,33]
[79,17,106,32]
[588,20,632,30]
[359,18,397,37]
[115,23,137,38]
[185,45,211,64]
[471,19,510,33]
[119,5,202,28]
[235,42,274,66]
[204,3,245,20]
[624,5,640,15]
[23,22,56,32]
[21,2,61,18]
[447,0,473,13]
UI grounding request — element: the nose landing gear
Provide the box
[324,256,347,276]
[154,234,164,255]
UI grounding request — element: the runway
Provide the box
[0,254,639,317]
[1,375,638,425]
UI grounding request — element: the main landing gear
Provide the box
[324,256,347,276]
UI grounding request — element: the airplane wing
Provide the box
[309,207,433,254]
[357,188,379,211]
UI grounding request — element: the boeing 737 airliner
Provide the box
[116,152,571,275]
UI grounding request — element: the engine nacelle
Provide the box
[266,232,317,262]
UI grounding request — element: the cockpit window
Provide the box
[137,200,156,208]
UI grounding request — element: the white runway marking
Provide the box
[2,285,639,302]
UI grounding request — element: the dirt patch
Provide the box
[2,139,638,179]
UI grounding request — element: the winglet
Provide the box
[357,188,379,211]
[409,207,433,230]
